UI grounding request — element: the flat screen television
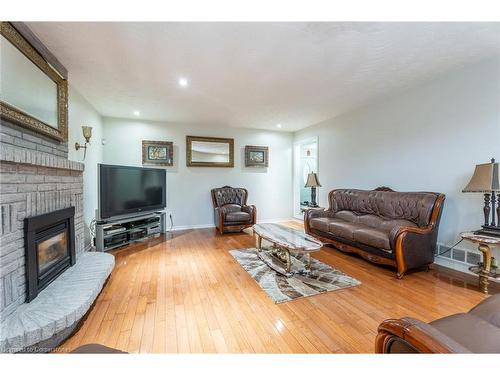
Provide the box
[98,164,166,220]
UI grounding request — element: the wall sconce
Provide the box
[75,126,92,160]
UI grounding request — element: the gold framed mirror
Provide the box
[0,22,68,142]
[186,136,234,167]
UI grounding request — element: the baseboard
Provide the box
[435,256,472,273]
[257,217,296,224]
[170,223,215,231]
[435,241,483,265]
[168,217,295,232]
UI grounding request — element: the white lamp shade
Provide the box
[305,172,321,188]
[463,160,500,192]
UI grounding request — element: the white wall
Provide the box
[294,57,500,256]
[67,85,104,245]
[102,118,293,229]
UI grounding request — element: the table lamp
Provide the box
[305,172,321,207]
[462,158,500,237]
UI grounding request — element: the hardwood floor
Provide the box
[58,221,489,353]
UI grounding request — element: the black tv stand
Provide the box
[95,212,166,252]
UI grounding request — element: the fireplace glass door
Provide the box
[34,221,71,293]
[37,227,69,275]
[25,206,76,302]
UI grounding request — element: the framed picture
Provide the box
[186,136,234,167]
[245,145,269,167]
[142,140,173,166]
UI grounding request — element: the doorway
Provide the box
[293,137,318,219]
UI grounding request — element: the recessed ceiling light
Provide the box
[276,124,282,129]
[178,77,188,87]
[133,110,140,116]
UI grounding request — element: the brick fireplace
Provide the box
[0,121,116,354]
[0,120,85,320]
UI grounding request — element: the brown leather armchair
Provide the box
[211,186,256,234]
[375,294,500,353]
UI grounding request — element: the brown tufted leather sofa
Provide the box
[375,294,500,353]
[211,186,256,234]
[304,187,445,278]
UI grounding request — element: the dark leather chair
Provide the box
[211,186,256,234]
[71,343,126,353]
[305,187,445,278]
[375,294,500,353]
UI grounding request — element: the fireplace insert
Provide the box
[25,207,76,302]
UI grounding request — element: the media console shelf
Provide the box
[94,212,166,252]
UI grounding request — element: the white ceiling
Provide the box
[27,22,500,132]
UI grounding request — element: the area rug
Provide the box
[229,248,361,303]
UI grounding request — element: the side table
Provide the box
[460,232,500,294]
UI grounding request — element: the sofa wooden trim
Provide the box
[375,317,471,354]
[304,190,446,278]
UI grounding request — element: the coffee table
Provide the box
[253,223,323,277]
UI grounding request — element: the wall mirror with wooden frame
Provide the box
[0,22,68,142]
[186,136,234,167]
